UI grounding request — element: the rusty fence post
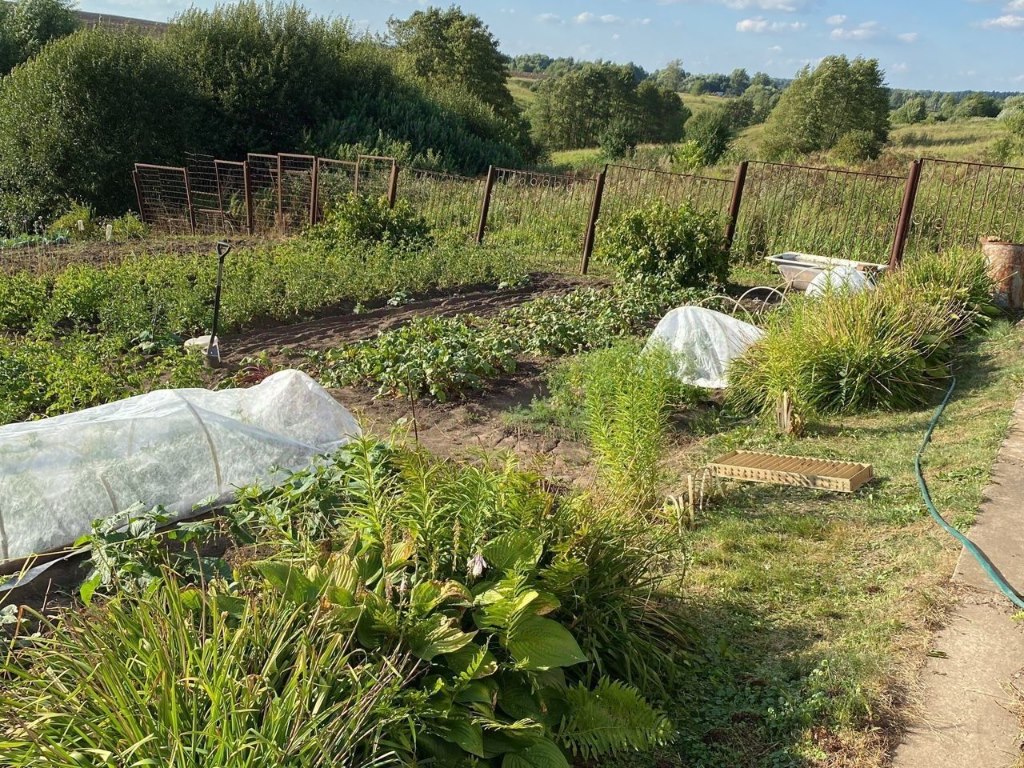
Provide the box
[889,159,923,269]
[579,164,607,275]
[387,160,399,208]
[182,167,197,235]
[310,157,319,228]
[724,160,749,253]
[242,160,254,236]
[354,156,362,195]
[476,165,497,244]
[276,154,284,232]
[132,169,147,225]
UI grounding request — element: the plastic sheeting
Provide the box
[806,265,872,297]
[0,370,360,562]
[646,306,765,389]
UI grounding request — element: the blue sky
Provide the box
[81,0,1024,91]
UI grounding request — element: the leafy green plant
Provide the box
[3,439,681,766]
[312,194,432,251]
[892,248,998,337]
[46,201,97,240]
[318,315,518,401]
[729,286,957,420]
[599,201,729,289]
[107,211,148,241]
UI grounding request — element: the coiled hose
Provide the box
[917,377,1024,610]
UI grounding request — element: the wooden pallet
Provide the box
[708,450,873,493]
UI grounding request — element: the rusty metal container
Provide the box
[980,238,1024,310]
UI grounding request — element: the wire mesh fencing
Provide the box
[601,164,734,224]
[314,158,358,219]
[134,164,194,234]
[483,167,596,273]
[907,158,1024,256]
[246,153,280,234]
[278,153,316,231]
[733,161,906,264]
[398,167,482,242]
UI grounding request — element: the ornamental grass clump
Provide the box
[729,285,957,419]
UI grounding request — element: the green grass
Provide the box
[889,118,1009,162]
[508,76,538,109]
[616,318,1022,766]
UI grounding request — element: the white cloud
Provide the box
[1007,0,1024,10]
[574,12,626,24]
[897,31,919,43]
[830,20,882,40]
[825,14,847,26]
[981,13,1024,28]
[659,0,810,11]
[600,14,622,23]
[768,44,783,52]
[892,62,909,73]
[737,16,807,32]
[574,11,596,23]
[536,12,562,23]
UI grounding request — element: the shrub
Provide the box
[599,201,729,289]
[108,211,148,242]
[312,194,432,251]
[684,108,734,166]
[729,287,957,420]
[46,201,98,241]
[557,342,681,512]
[831,129,883,164]
[892,249,997,337]
[0,27,198,222]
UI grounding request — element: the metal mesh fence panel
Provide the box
[486,168,594,273]
[733,161,905,263]
[135,164,193,234]
[601,164,733,223]
[908,158,1024,256]
[246,153,280,233]
[354,155,396,202]
[212,160,249,234]
[399,168,483,242]
[315,158,358,217]
[278,153,315,231]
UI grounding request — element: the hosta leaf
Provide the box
[407,613,476,661]
[439,718,486,757]
[483,531,544,573]
[505,615,586,671]
[501,738,570,768]
[446,644,499,680]
[253,561,318,604]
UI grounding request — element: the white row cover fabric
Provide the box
[806,265,872,297]
[646,306,764,389]
[0,370,360,562]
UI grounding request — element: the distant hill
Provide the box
[74,9,168,34]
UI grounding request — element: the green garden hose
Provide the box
[917,377,1024,610]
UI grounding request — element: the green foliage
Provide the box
[530,62,687,150]
[832,129,883,164]
[684,107,735,165]
[953,92,1002,120]
[311,194,432,251]
[108,211,148,242]
[46,201,98,241]
[0,0,78,72]
[763,56,890,160]
[0,27,198,223]
[388,6,517,123]
[599,201,730,288]
[892,96,928,125]
[319,315,519,401]
[565,342,681,511]
[163,1,349,158]
[728,253,995,420]
[10,440,687,766]
[314,278,708,400]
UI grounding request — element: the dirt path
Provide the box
[893,395,1024,768]
[223,274,599,364]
